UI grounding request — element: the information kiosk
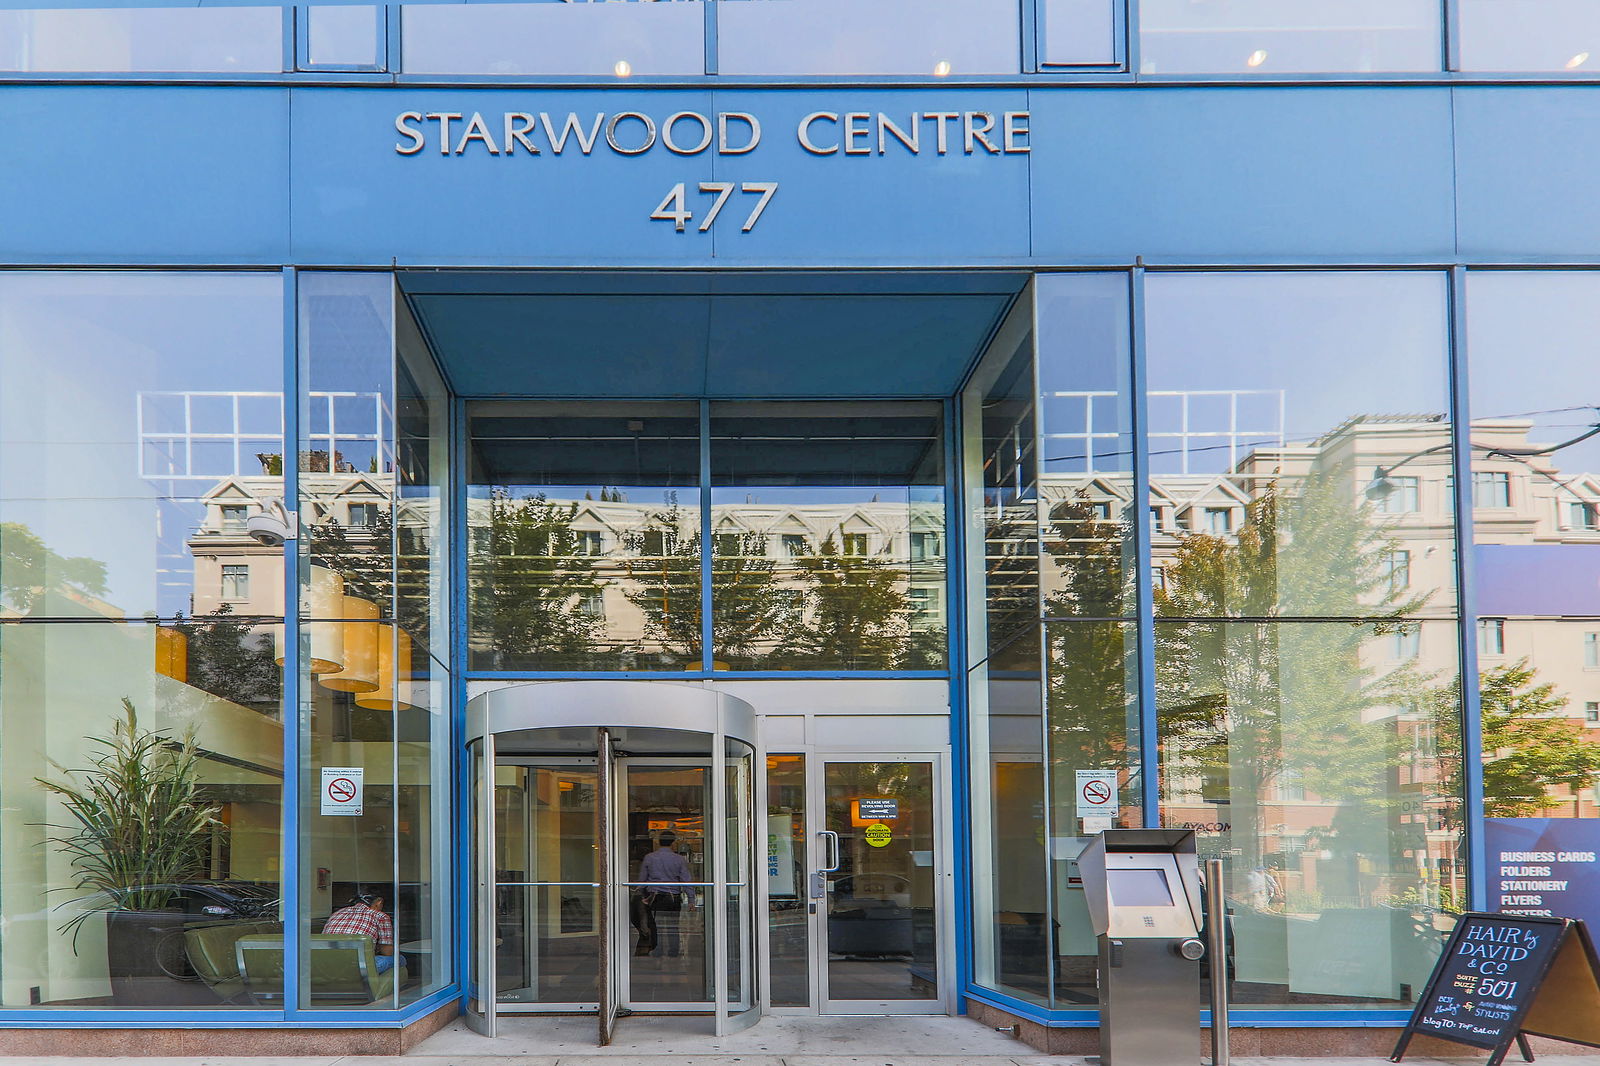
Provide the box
[1079,829,1206,1066]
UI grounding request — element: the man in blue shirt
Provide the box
[637,832,696,958]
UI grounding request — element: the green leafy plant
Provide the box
[36,699,221,942]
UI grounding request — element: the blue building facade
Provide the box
[3,1,1600,1054]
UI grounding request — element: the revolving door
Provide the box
[464,682,760,1043]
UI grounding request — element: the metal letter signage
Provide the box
[392,106,1029,232]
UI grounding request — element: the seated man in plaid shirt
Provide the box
[322,887,405,974]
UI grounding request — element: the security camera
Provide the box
[246,499,297,547]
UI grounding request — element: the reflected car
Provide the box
[85,881,280,919]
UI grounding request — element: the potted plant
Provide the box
[37,699,222,1006]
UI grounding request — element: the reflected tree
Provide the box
[781,536,916,670]
[1152,471,1435,882]
[1427,660,1600,819]
[1042,495,1136,784]
[173,605,282,715]
[624,510,796,666]
[1,521,108,614]
[469,489,603,668]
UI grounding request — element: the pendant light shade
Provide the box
[274,564,347,674]
[154,626,188,683]
[355,625,413,711]
[319,593,380,693]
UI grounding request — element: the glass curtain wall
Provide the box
[709,403,946,672]
[466,400,947,675]
[466,402,702,672]
[966,276,1141,1008]
[1464,273,1600,910]
[0,7,283,73]
[968,270,1471,1014]
[296,274,452,1010]
[0,272,286,1009]
[1137,0,1442,74]
[1145,271,1461,1008]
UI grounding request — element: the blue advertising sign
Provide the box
[1475,545,1600,618]
[1484,819,1600,930]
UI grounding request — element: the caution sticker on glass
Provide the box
[864,823,893,848]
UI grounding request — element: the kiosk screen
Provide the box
[1107,867,1175,907]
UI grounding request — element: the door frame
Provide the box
[808,750,956,1016]
[611,755,721,1014]
[487,754,603,1017]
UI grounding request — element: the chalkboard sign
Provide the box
[1394,913,1600,1066]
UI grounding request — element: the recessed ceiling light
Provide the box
[614,59,632,77]
[1246,49,1268,68]
[1566,52,1590,69]
[933,60,952,77]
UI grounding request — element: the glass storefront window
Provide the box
[0,8,283,74]
[709,402,947,672]
[0,271,284,1010]
[766,754,809,1007]
[400,3,705,77]
[1156,619,1462,1006]
[1458,0,1600,73]
[1465,272,1600,911]
[1144,271,1456,619]
[466,402,701,672]
[716,0,1020,76]
[297,273,452,1009]
[1137,0,1441,74]
[1037,272,1135,619]
[1147,270,1462,1009]
[966,280,1142,1009]
[0,272,285,622]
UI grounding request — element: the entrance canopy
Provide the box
[398,270,1026,398]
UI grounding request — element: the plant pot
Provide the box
[106,909,218,1006]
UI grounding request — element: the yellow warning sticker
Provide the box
[864,822,893,848]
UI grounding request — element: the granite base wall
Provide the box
[966,998,1597,1057]
[0,997,458,1057]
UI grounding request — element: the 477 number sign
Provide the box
[652,181,778,233]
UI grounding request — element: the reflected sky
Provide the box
[1465,272,1600,475]
[1144,272,1450,476]
[0,273,283,618]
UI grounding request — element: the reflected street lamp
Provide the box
[1363,409,1600,502]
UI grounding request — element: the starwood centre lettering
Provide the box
[393,107,1028,232]
[393,109,1031,157]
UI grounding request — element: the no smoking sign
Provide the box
[321,766,364,816]
[1075,769,1119,817]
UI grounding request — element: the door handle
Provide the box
[819,830,841,872]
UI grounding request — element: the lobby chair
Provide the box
[235,933,406,1005]
[183,920,281,1004]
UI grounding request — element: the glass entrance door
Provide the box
[617,761,713,1009]
[466,726,759,1040]
[494,759,602,1010]
[816,757,948,1014]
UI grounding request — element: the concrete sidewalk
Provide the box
[1,1017,1596,1065]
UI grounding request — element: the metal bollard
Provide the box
[1204,858,1230,1066]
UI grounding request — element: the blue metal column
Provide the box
[1128,266,1161,825]
[281,266,302,1018]
[944,395,975,1008]
[700,399,714,671]
[1449,265,1488,910]
[451,389,473,1011]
